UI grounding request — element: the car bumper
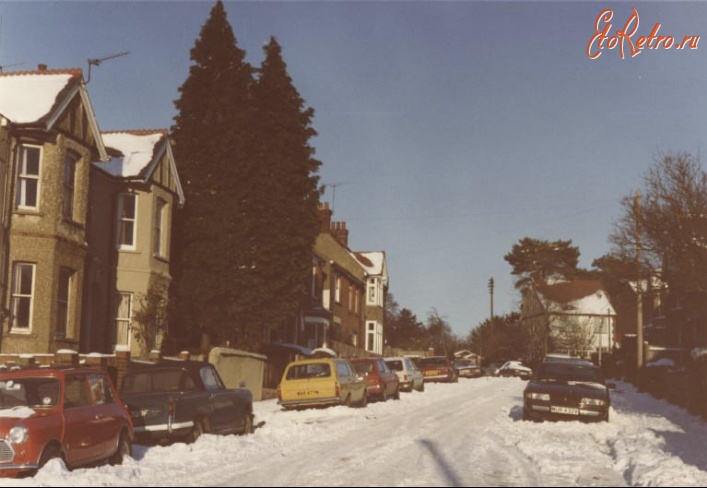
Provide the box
[278,396,342,408]
[524,403,609,421]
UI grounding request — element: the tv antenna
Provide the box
[0,62,24,73]
[324,181,350,214]
[85,50,130,83]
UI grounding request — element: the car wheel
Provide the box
[190,418,205,443]
[38,444,63,470]
[109,431,132,465]
[357,392,368,408]
[378,385,387,402]
[394,386,401,400]
[241,412,254,435]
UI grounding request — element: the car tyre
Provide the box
[109,431,132,466]
[38,444,63,470]
[241,413,254,435]
[190,418,205,443]
[394,386,401,400]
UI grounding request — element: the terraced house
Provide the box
[0,65,183,356]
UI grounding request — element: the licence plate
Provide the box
[426,370,439,376]
[551,406,579,415]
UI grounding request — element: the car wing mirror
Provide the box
[239,381,247,388]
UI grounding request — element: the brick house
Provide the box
[0,67,108,354]
[0,66,183,356]
[308,202,388,355]
[86,130,184,355]
[521,280,616,360]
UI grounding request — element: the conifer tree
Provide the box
[171,1,259,348]
[249,37,322,332]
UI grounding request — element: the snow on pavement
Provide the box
[4,377,707,486]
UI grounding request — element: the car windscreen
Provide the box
[385,360,403,372]
[286,363,332,380]
[455,360,474,367]
[0,377,60,408]
[535,362,603,383]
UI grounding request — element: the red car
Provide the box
[0,367,133,477]
[350,358,400,402]
[417,356,458,383]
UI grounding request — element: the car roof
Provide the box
[286,357,339,366]
[126,359,213,376]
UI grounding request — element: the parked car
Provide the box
[523,358,614,422]
[0,367,133,477]
[351,357,400,401]
[120,360,253,445]
[417,356,458,383]
[453,359,484,379]
[384,356,424,392]
[277,358,367,409]
[494,360,532,380]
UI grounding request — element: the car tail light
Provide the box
[404,374,408,381]
[335,383,341,397]
[168,396,175,417]
[277,385,282,401]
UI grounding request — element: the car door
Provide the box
[62,373,105,466]
[377,359,395,395]
[87,373,123,458]
[335,361,354,402]
[199,365,230,433]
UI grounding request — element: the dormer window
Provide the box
[16,145,41,210]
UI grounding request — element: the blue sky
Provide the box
[1,1,706,338]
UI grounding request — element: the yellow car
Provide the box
[277,358,368,410]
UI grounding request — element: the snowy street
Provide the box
[5,376,707,487]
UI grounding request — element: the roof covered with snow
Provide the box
[535,280,616,316]
[0,69,81,124]
[354,251,387,277]
[0,68,108,161]
[97,130,167,178]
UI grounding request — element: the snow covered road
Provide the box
[6,376,707,486]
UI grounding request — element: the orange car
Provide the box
[0,367,133,477]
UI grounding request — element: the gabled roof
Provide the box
[0,68,107,161]
[534,280,615,316]
[354,251,388,279]
[95,130,185,206]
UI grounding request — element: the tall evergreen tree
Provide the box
[171,1,259,348]
[504,237,581,291]
[249,37,322,334]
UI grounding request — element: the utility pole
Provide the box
[635,191,644,368]
[488,276,494,320]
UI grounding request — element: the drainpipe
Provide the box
[0,116,14,348]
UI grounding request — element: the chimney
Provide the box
[331,221,349,246]
[318,202,332,234]
[38,64,48,72]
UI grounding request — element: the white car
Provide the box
[384,357,424,392]
[494,360,532,380]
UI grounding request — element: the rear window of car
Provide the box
[385,360,403,372]
[419,357,448,367]
[536,362,603,383]
[286,363,331,380]
[0,377,60,408]
[351,360,374,375]
[122,369,195,394]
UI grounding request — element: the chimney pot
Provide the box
[38,64,47,72]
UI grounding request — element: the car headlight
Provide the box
[581,398,607,406]
[526,392,550,401]
[8,425,28,444]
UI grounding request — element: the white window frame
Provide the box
[117,193,137,250]
[16,145,42,210]
[115,292,133,347]
[57,267,73,338]
[62,153,78,220]
[334,273,341,303]
[10,262,36,333]
[367,278,377,305]
[153,197,167,257]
